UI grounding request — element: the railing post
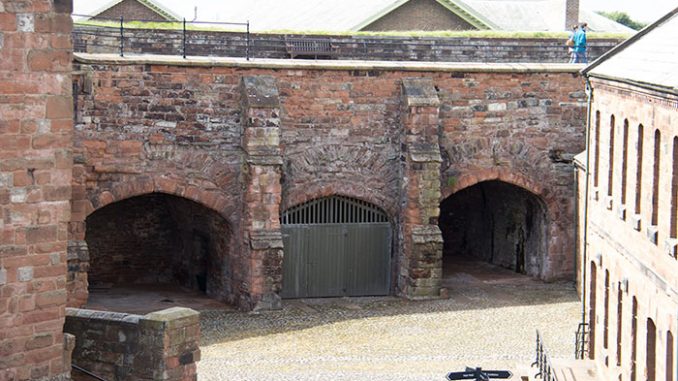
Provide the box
[119,16,124,57]
[182,18,186,58]
[246,20,250,61]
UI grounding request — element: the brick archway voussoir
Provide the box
[88,176,234,223]
[443,169,552,218]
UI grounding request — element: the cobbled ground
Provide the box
[198,268,580,381]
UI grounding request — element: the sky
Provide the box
[581,0,676,23]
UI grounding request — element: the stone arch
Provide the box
[85,175,238,224]
[439,174,550,278]
[283,182,397,222]
[442,169,549,213]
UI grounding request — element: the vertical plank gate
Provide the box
[281,196,391,298]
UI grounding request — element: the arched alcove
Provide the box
[85,193,234,309]
[439,180,548,277]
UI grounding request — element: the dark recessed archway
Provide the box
[439,180,548,277]
[85,193,233,307]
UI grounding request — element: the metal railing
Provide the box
[72,14,250,60]
[72,364,109,381]
[531,330,559,381]
[575,322,589,359]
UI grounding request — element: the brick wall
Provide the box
[64,307,200,381]
[362,0,473,31]
[578,77,678,381]
[0,0,74,379]
[94,0,169,22]
[72,25,623,63]
[71,57,586,309]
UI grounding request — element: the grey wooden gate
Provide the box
[281,195,391,298]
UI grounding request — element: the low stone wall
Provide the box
[64,307,200,381]
[72,25,623,63]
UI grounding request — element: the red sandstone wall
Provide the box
[72,60,586,306]
[582,78,678,381]
[438,72,587,279]
[0,0,74,379]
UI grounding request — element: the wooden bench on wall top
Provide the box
[284,36,338,59]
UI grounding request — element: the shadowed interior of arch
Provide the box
[439,180,548,278]
[84,193,233,313]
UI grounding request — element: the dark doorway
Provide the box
[439,180,548,277]
[85,193,233,307]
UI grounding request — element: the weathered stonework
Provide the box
[240,75,284,310]
[0,0,74,379]
[399,78,444,298]
[64,307,200,381]
[69,56,586,311]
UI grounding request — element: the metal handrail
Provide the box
[72,364,109,381]
[71,14,250,60]
[532,330,559,381]
[575,322,589,359]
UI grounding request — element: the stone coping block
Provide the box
[74,53,585,74]
[142,307,200,330]
[66,307,142,324]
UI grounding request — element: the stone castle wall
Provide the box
[70,56,587,310]
[0,0,74,379]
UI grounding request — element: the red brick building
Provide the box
[577,7,678,381]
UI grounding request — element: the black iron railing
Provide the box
[532,330,559,381]
[575,322,589,359]
[72,14,250,60]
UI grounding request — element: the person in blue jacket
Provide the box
[572,22,588,64]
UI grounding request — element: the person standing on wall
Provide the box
[566,24,578,63]
[572,22,588,64]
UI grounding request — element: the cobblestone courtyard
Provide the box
[198,260,581,381]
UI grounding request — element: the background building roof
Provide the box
[74,0,633,32]
[584,7,678,93]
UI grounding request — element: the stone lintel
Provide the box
[241,75,280,109]
[401,77,440,107]
[249,230,284,250]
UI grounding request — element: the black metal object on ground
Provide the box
[447,367,513,381]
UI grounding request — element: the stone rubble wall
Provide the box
[72,25,623,63]
[64,307,200,381]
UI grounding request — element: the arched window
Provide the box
[652,130,661,227]
[621,120,629,207]
[634,124,644,216]
[647,318,656,381]
[671,137,678,240]
[594,111,601,188]
[608,115,616,197]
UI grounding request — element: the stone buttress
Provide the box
[398,78,444,298]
